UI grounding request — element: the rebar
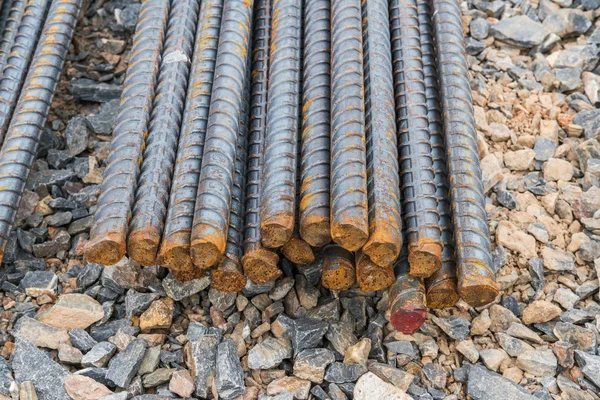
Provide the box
[360,0,401,267]
[127,0,200,267]
[432,0,498,307]
[189,0,254,269]
[418,0,457,309]
[0,0,13,39]
[391,0,442,278]
[0,0,82,264]
[259,0,302,248]
[355,251,394,292]
[242,0,282,284]
[157,0,223,273]
[0,0,26,70]
[321,244,356,290]
[388,247,426,334]
[0,0,49,144]
[329,0,368,252]
[85,0,169,266]
[298,0,331,248]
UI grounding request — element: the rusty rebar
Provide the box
[0,0,49,144]
[189,0,254,269]
[241,0,282,284]
[259,0,302,249]
[388,247,426,334]
[432,0,498,307]
[0,0,26,70]
[298,0,331,248]
[391,0,442,278]
[86,0,169,265]
[127,0,200,267]
[356,251,394,292]
[418,0,457,309]
[329,0,368,252]
[321,244,356,290]
[360,0,401,267]
[157,0,223,273]
[0,0,82,264]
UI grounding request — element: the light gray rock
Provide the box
[106,339,147,388]
[490,16,550,48]
[248,337,293,369]
[162,273,210,301]
[467,364,537,400]
[517,349,557,376]
[215,339,245,400]
[81,342,117,368]
[68,328,98,352]
[574,351,600,387]
[188,332,219,398]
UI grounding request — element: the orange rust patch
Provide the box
[408,241,443,278]
[171,266,205,283]
[85,232,126,265]
[426,279,459,309]
[211,258,247,292]
[299,215,331,248]
[281,236,315,264]
[242,248,282,284]
[127,230,159,267]
[321,245,356,290]
[331,222,368,252]
[260,214,294,248]
[356,252,395,292]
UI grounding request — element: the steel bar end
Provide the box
[321,244,356,290]
[299,214,331,248]
[281,236,315,265]
[426,278,459,309]
[242,248,282,284]
[260,214,294,248]
[356,251,395,292]
[408,240,443,278]
[211,258,247,292]
[85,232,126,266]
[330,222,368,252]
[458,262,499,307]
[127,230,160,267]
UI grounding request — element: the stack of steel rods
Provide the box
[78,0,498,334]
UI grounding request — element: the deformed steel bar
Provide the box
[259,0,302,249]
[127,0,200,267]
[321,243,356,290]
[432,0,498,307]
[86,0,169,265]
[189,0,254,269]
[0,0,13,40]
[242,0,281,284]
[356,251,394,292]
[388,251,427,334]
[329,0,368,252]
[391,0,442,278]
[157,0,223,273]
[0,0,50,145]
[0,0,26,70]
[360,0,401,267]
[418,0,458,309]
[298,0,331,248]
[0,0,82,264]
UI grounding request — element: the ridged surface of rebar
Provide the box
[157,0,223,272]
[259,0,302,249]
[0,0,82,263]
[0,0,13,40]
[127,0,200,266]
[190,0,254,269]
[432,0,497,306]
[360,0,401,267]
[391,0,441,277]
[0,0,49,144]
[86,0,169,265]
[298,0,331,248]
[418,0,457,308]
[0,0,26,69]
[389,247,426,334]
[321,244,356,290]
[329,0,368,252]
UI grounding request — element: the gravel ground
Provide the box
[0,0,599,399]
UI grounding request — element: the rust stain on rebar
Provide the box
[321,244,356,290]
[356,251,394,292]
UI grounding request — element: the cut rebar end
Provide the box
[459,281,499,307]
[390,306,426,334]
[242,248,282,283]
[426,279,459,309]
[158,241,193,272]
[211,258,247,292]
[260,215,294,248]
[281,236,315,264]
[85,232,126,266]
[322,245,356,290]
[408,241,443,278]
[300,216,331,247]
[190,231,226,269]
[356,252,395,292]
[331,222,369,252]
[362,229,402,267]
[127,230,160,267]
[171,266,206,283]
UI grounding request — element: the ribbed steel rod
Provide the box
[157,0,223,275]
[0,0,13,39]
[0,0,26,70]
[0,0,49,144]
[360,0,401,268]
[298,0,331,248]
[0,0,82,264]
[189,0,254,269]
[418,0,458,309]
[329,0,368,252]
[259,0,302,248]
[388,251,426,334]
[127,0,200,267]
[242,0,281,284]
[432,0,498,307]
[391,0,442,278]
[85,0,169,265]
[356,251,394,292]
[321,243,356,290]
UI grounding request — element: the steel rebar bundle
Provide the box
[85,0,170,266]
[127,0,200,267]
[157,0,223,275]
[0,0,49,144]
[241,0,281,284]
[0,0,82,264]
[329,0,368,252]
[259,0,302,249]
[0,0,13,39]
[189,0,254,269]
[298,0,331,248]
[391,0,442,278]
[0,0,25,70]
[432,0,498,307]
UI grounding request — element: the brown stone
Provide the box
[522,301,562,324]
[64,375,112,400]
[36,294,103,330]
[140,298,174,332]
[169,370,195,398]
